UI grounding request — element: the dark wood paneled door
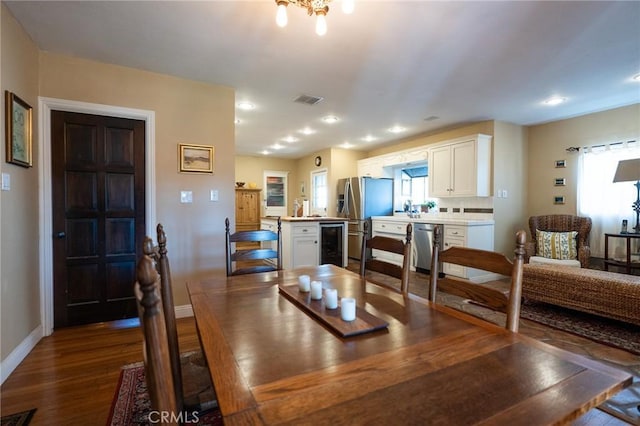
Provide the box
[52,111,145,328]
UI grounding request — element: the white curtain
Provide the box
[577,141,640,258]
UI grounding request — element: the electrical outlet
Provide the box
[180,190,193,203]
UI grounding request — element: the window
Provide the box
[402,165,429,204]
[578,140,640,257]
[311,169,327,215]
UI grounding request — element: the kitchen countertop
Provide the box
[371,215,494,226]
[262,216,348,222]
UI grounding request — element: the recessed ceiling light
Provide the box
[272,143,284,150]
[339,142,354,149]
[261,150,271,155]
[282,136,299,143]
[543,96,567,106]
[388,126,406,133]
[322,115,339,124]
[299,127,316,135]
[236,101,255,110]
[362,135,376,142]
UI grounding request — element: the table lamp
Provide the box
[613,158,640,233]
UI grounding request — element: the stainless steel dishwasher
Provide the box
[413,223,440,272]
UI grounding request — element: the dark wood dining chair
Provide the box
[143,225,217,415]
[134,251,178,423]
[225,217,282,276]
[359,221,413,295]
[428,225,526,332]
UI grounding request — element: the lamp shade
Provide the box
[613,158,640,183]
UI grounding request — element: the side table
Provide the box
[604,232,640,274]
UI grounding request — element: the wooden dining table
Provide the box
[187,264,632,425]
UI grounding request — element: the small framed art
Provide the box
[555,160,566,168]
[5,91,33,168]
[553,196,565,205]
[179,143,214,174]
[554,178,566,186]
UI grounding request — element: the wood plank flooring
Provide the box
[1,266,637,425]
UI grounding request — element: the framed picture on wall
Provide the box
[178,143,214,173]
[5,91,33,168]
[554,178,566,186]
[555,159,566,168]
[553,196,565,205]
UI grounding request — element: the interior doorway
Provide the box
[39,97,156,335]
[51,111,145,327]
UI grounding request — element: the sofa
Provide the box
[522,263,640,326]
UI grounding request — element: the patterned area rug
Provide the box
[107,363,222,426]
[0,408,36,426]
[520,299,640,355]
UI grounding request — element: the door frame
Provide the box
[38,97,156,336]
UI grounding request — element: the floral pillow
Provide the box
[535,230,578,260]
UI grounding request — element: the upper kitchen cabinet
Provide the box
[429,134,492,197]
[357,157,386,177]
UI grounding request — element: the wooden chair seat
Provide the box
[225,217,282,276]
[429,225,526,332]
[360,221,413,295]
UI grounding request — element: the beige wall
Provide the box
[493,121,528,255]
[236,148,366,218]
[38,52,236,307]
[1,3,41,364]
[527,104,640,217]
[235,155,298,217]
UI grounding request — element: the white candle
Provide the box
[324,288,338,309]
[298,275,310,292]
[341,297,356,321]
[310,281,323,300]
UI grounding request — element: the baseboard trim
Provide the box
[175,304,194,318]
[1,325,44,385]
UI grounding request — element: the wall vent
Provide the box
[294,94,324,105]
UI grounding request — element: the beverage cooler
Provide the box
[320,222,344,267]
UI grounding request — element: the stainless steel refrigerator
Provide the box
[337,177,394,259]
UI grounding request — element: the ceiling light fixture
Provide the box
[299,127,316,135]
[543,96,566,106]
[362,135,376,142]
[340,142,353,149]
[272,143,284,150]
[275,0,354,36]
[236,101,255,110]
[388,126,406,133]
[282,136,299,143]
[262,150,271,155]
[322,115,339,124]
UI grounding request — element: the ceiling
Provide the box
[5,1,640,159]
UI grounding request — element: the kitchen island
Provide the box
[261,217,349,269]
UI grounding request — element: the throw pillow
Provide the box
[535,230,578,260]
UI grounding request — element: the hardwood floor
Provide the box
[1,268,637,425]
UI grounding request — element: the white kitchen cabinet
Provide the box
[371,219,414,269]
[289,223,320,269]
[429,134,492,197]
[442,224,494,280]
[357,158,384,177]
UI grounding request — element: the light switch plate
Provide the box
[210,190,219,202]
[180,190,193,203]
[1,173,10,191]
